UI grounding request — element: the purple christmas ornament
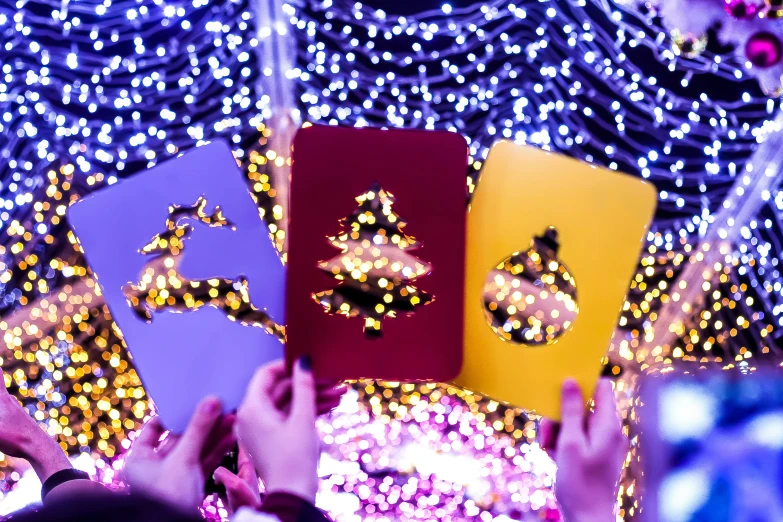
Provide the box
[724,0,762,18]
[746,31,783,68]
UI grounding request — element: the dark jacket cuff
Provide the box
[259,492,331,522]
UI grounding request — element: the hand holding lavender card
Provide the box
[68,141,285,432]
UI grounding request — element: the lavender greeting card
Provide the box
[68,141,285,432]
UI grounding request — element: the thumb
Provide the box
[558,379,587,451]
[133,417,166,451]
[214,466,241,488]
[538,418,560,456]
[213,466,240,488]
[290,356,316,424]
[214,466,261,514]
[171,396,223,463]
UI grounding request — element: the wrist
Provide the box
[27,437,71,482]
[41,468,91,501]
[264,477,318,504]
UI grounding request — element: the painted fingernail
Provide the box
[299,355,312,371]
[563,379,579,392]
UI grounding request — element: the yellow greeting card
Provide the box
[455,142,656,419]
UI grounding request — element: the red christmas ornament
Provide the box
[746,31,783,68]
[724,0,762,18]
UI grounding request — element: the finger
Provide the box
[202,415,237,476]
[277,380,346,416]
[316,396,343,415]
[315,377,341,389]
[538,418,560,456]
[316,387,346,415]
[214,466,261,515]
[213,467,243,516]
[204,413,235,454]
[274,380,346,409]
[558,379,587,452]
[588,379,622,449]
[319,384,348,401]
[214,466,239,487]
[203,434,237,478]
[271,377,293,409]
[133,417,165,452]
[236,445,258,486]
[171,396,223,463]
[290,356,316,423]
[247,360,289,412]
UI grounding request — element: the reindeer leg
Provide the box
[225,277,284,341]
[122,283,154,323]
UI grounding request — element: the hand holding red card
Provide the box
[286,126,468,382]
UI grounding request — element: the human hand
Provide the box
[214,444,261,515]
[271,376,347,416]
[123,397,236,511]
[215,372,345,512]
[236,357,320,503]
[0,369,71,482]
[539,379,627,522]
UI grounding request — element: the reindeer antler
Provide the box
[165,196,234,230]
[138,196,235,257]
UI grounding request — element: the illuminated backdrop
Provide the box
[1,0,782,519]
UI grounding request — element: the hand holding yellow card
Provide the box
[455,142,656,419]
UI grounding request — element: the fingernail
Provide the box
[202,397,220,414]
[563,379,579,393]
[299,355,312,371]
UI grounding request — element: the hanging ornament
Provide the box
[746,31,783,67]
[671,29,709,58]
[482,227,578,346]
[763,78,783,97]
[766,0,783,18]
[724,0,763,18]
[637,0,783,93]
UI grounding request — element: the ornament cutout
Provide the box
[312,183,433,339]
[122,195,283,339]
[456,141,656,419]
[482,227,578,346]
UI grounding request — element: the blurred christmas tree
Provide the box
[313,184,432,338]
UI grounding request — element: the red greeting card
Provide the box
[286,125,468,381]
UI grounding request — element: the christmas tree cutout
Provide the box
[313,184,433,338]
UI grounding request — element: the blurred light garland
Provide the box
[0,0,560,520]
[0,0,277,489]
[288,0,783,368]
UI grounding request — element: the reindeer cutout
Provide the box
[122,196,284,341]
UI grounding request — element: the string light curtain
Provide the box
[0,0,269,488]
[290,0,783,367]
